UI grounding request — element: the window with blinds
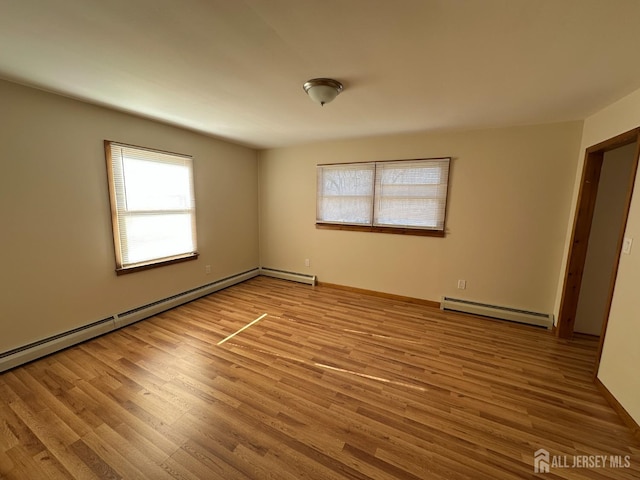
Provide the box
[105,141,198,274]
[316,163,375,225]
[317,158,450,236]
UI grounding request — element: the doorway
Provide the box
[573,144,636,335]
[556,127,640,371]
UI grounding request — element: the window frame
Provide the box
[316,158,450,237]
[105,140,199,275]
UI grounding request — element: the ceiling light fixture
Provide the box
[303,78,343,106]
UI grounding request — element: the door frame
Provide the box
[556,127,640,372]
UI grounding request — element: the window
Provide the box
[316,158,450,236]
[105,141,198,274]
[316,162,376,225]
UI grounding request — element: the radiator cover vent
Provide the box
[259,267,316,285]
[441,297,553,329]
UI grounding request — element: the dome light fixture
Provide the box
[303,78,343,106]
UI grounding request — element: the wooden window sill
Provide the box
[315,223,445,237]
[116,253,199,275]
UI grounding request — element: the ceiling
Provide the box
[2,0,640,149]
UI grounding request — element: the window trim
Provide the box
[104,140,199,275]
[316,158,450,237]
[315,222,446,237]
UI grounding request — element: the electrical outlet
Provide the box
[205,265,211,274]
[457,279,466,290]
[304,258,310,267]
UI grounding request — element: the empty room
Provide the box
[1,1,640,479]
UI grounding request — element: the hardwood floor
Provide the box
[1,276,639,479]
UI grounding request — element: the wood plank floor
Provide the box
[1,276,639,479]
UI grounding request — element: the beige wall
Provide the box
[565,87,640,425]
[0,79,259,353]
[259,122,582,314]
[574,144,636,335]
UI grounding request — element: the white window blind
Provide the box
[105,141,198,272]
[374,159,449,230]
[317,163,375,225]
[317,158,450,233]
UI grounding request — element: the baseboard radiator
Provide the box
[259,267,316,285]
[441,297,554,329]
[0,268,260,373]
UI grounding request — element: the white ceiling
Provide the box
[2,0,640,148]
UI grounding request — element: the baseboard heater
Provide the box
[259,267,316,285]
[441,297,553,329]
[0,268,260,373]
